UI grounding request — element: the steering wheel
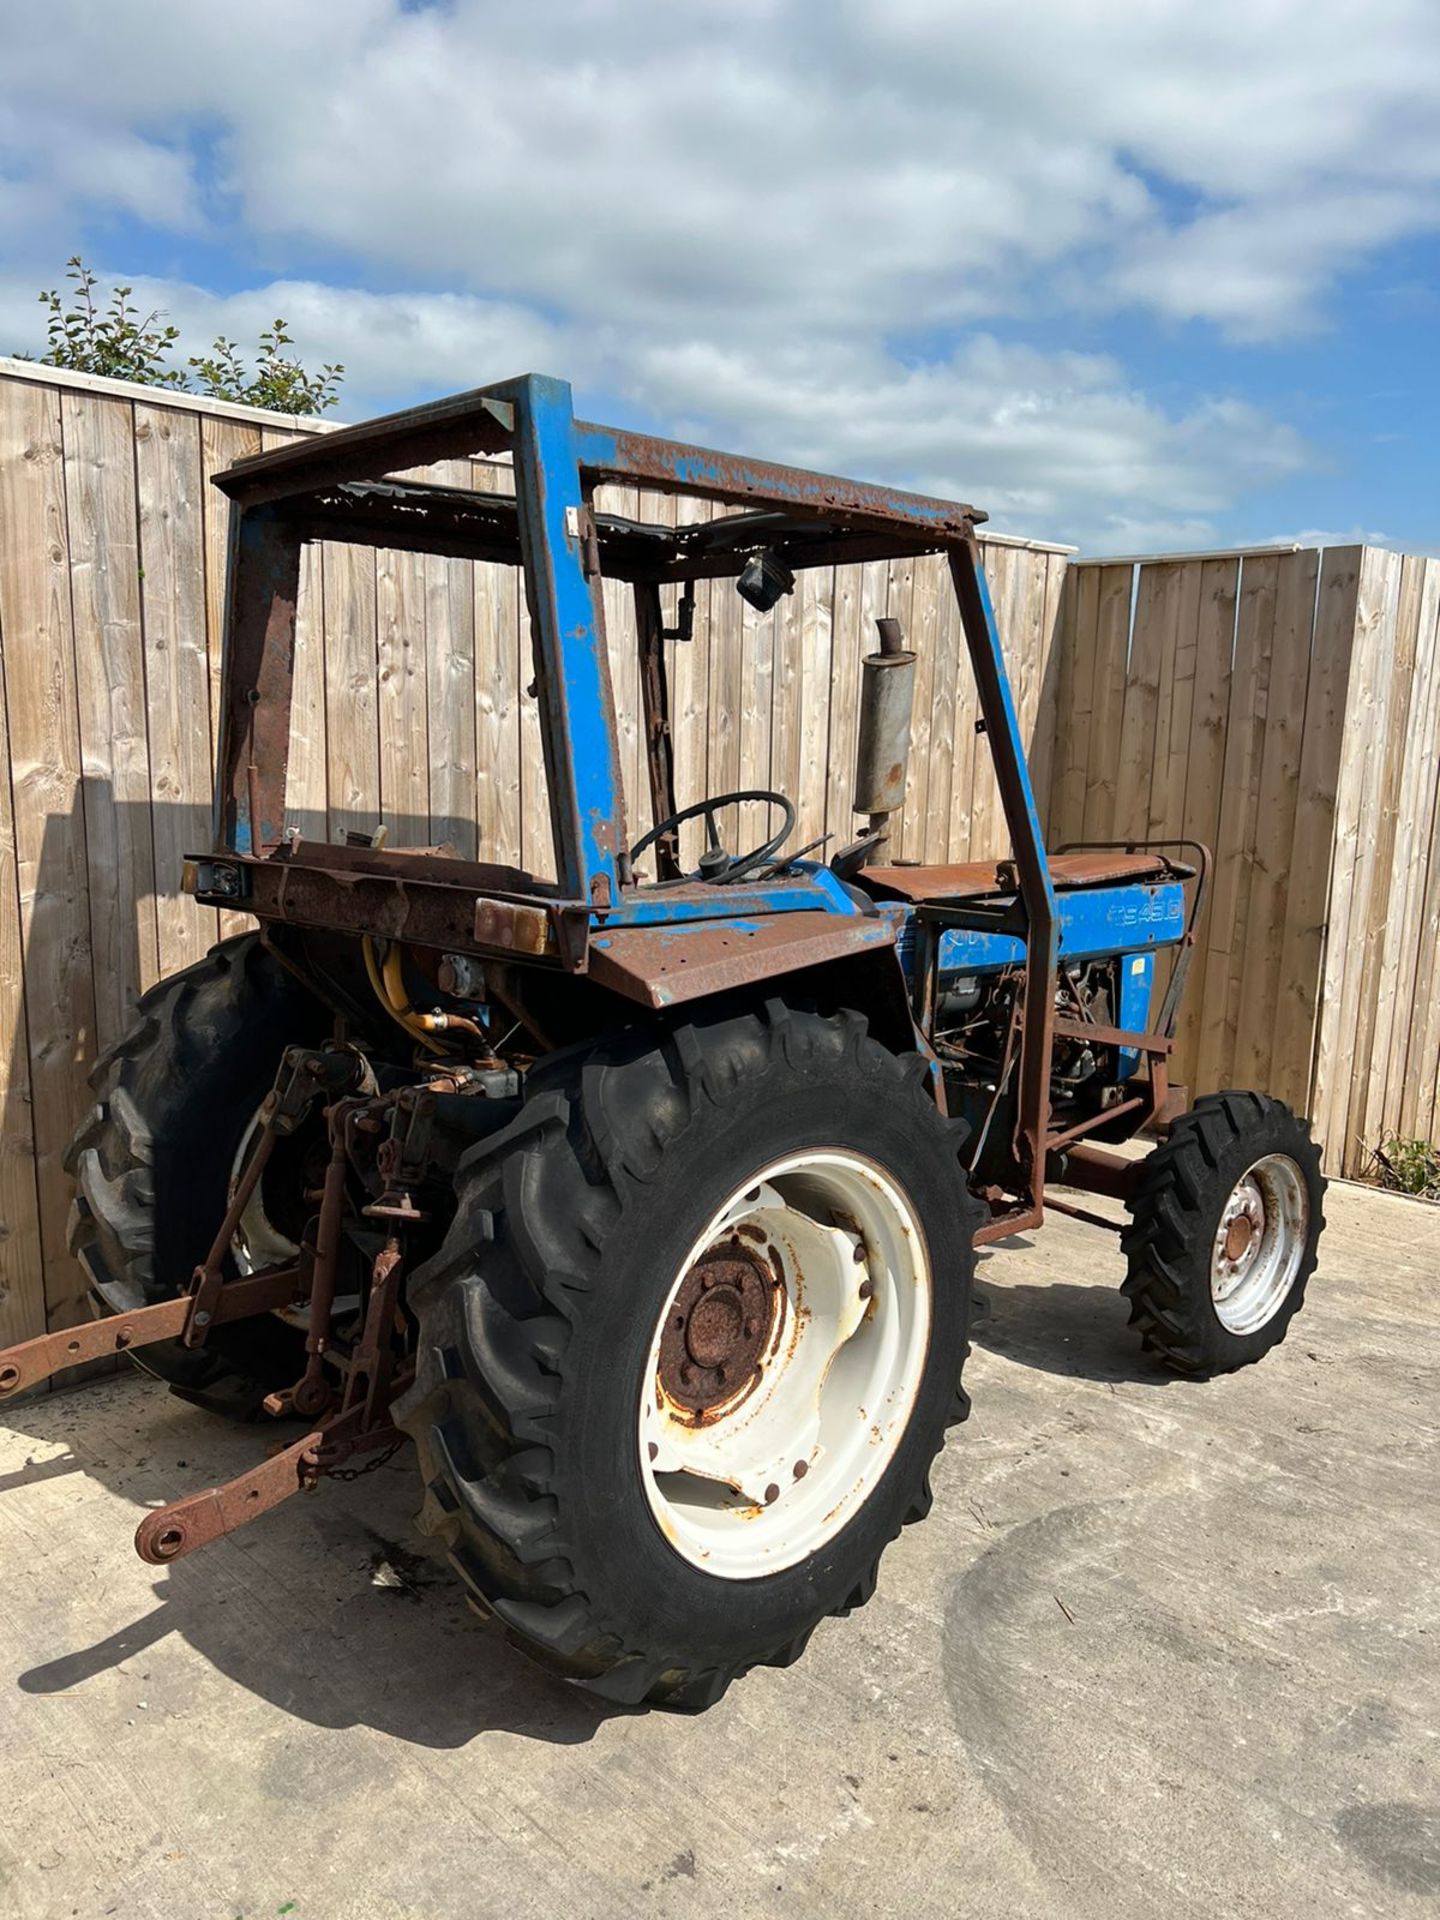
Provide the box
[629,790,797,885]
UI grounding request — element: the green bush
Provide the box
[1366,1133,1440,1201]
[21,258,343,416]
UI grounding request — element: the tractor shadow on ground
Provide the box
[971,1240,1181,1389]
[4,1376,633,1751]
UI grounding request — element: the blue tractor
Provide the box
[0,375,1325,1708]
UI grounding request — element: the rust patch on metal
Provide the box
[658,1240,781,1417]
[858,850,1180,905]
[1224,1214,1255,1262]
[587,912,894,1010]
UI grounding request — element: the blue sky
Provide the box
[2,0,1438,554]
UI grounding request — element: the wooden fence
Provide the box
[0,361,1067,1344]
[1042,546,1440,1177]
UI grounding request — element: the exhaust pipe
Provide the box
[852,616,916,858]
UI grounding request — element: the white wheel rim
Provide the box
[1209,1152,1309,1334]
[638,1149,932,1580]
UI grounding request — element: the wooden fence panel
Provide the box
[1054,539,1440,1175]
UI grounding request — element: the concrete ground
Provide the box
[0,1175,1436,1920]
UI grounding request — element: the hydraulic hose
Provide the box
[362,937,446,1055]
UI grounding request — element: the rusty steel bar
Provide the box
[1045,1097,1148,1154]
[134,1422,337,1565]
[572,421,985,537]
[184,1118,283,1341]
[0,1266,301,1401]
[973,1204,1043,1247]
[947,535,1058,1218]
[1062,1143,1144,1202]
[214,391,516,505]
[634,579,682,879]
[290,1102,357,1417]
[1044,1194,1126,1234]
[341,1235,405,1427]
[1052,1015,1173,1055]
[214,509,302,857]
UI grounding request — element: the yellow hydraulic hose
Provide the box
[362,936,446,1055]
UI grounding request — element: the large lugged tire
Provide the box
[65,934,326,1417]
[1121,1090,1325,1374]
[395,1002,982,1710]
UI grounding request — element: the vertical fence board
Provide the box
[900,555,941,860]
[1049,567,1094,843]
[1171,558,1238,1087]
[0,379,96,1328]
[135,405,218,971]
[796,565,836,855]
[1232,548,1319,1092]
[1397,563,1440,1145]
[1344,555,1421,1170]
[323,541,380,843]
[823,563,863,845]
[668,493,712,868]
[62,393,160,1031]
[923,566,963,865]
[377,544,430,841]
[1314,549,1406,1170]
[705,523,745,820]
[0,632,45,1342]
[1192,554,1280,1095]
[1269,549,1360,1113]
[424,459,478,859]
[258,427,327,850]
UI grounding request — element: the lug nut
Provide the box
[764,1483,780,1505]
[793,1459,809,1479]
[852,1242,867,1263]
[858,1279,874,1300]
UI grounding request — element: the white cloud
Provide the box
[5,0,1436,539]
[9,1,1440,337]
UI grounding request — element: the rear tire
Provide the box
[1121,1090,1325,1374]
[395,1002,982,1709]
[65,934,326,1418]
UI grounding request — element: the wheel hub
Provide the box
[1223,1210,1256,1263]
[660,1241,779,1413]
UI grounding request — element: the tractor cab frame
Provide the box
[200,371,1185,1240]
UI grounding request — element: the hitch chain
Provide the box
[329,1439,406,1482]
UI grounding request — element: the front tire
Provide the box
[395,1002,982,1709]
[1121,1091,1325,1374]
